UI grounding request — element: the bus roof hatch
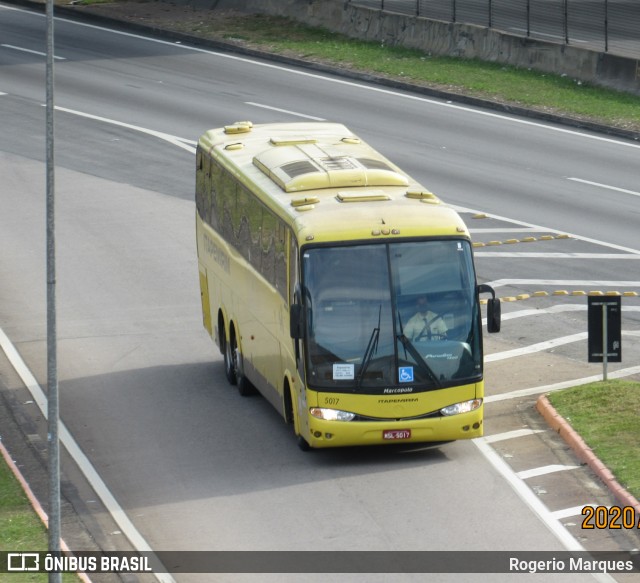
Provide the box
[253,143,409,193]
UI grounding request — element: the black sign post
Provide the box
[588,296,622,380]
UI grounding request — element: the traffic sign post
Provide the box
[588,296,622,380]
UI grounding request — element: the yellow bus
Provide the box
[196,121,500,449]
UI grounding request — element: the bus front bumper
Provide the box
[304,406,483,449]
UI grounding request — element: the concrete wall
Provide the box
[224,0,640,96]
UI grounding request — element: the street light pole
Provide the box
[46,0,61,581]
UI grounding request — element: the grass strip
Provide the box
[71,2,640,130]
[548,380,640,500]
[0,456,48,581]
[177,12,640,132]
[0,454,80,581]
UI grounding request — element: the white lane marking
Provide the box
[469,227,540,233]
[475,438,619,582]
[473,438,586,552]
[500,305,640,322]
[551,505,602,520]
[486,329,640,361]
[484,365,640,403]
[0,327,177,583]
[1,43,66,60]
[7,4,640,151]
[53,105,197,154]
[501,305,585,320]
[489,278,640,288]
[517,464,580,480]
[483,429,545,443]
[476,252,640,259]
[452,204,640,255]
[568,177,640,198]
[485,333,587,362]
[245,101,326,120]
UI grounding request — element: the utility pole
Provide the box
[46,0,61,580]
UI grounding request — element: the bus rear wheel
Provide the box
[230,335,257,397]
[223,327,237,386]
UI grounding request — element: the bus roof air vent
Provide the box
[358,158,393,171]
[253,144,408,193]
[281,160,318,178]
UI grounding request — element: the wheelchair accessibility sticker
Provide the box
[398,366,414,383]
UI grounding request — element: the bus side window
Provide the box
[209,158,222,231]
[289,236,298,308]
[195,150,207,221]
[275,222,287,299]
[261,211,276,286]
[220,170,237,244]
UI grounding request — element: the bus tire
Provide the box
[223,322,237,386]
[237,370,257,397]
[233,339,257,397]
[284,382,311,451]
[297,435,311,452]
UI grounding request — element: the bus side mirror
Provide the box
[290,304,303,339]
[478,284,501,333]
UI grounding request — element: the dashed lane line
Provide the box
[490,279,640,288]
[485,333,587,362]
[517,465,581,480]
[568,178,640,199]
[1,43,66,60]
[476,252,640,258]
[470,228,540,233]
[483,429,545,443]
[551,506,604,520]
[485,329,640,361]
[245,101,326,120]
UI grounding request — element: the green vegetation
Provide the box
[179,13,640,132]
[0,458,47,581]
[0,458,80,581]
[548,380,640,500]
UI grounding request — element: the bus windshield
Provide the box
[301,240,482,393]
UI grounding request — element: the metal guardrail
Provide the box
[348,0,640,59]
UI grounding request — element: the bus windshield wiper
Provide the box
[397,333,441,388]
[396,305,440,388]
[356,305,381,388]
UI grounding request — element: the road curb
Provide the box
[0,438,93,582]
[535,394,640,515]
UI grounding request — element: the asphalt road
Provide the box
[1,4,639,582]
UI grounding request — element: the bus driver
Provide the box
[404,295,448,341]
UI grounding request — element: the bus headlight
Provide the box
[440,399,483,417]
[310,408,356,422]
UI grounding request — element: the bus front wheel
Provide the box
[297,435,311,451]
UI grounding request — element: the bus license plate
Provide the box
[383,429,411,440]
